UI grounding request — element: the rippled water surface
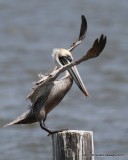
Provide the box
[0,0,128,159]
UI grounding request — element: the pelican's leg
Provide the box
[39,120,68,136]
[39,120,52,134]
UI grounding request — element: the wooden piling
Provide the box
[51,130,94,160]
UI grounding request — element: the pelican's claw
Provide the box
[47,129,69,136]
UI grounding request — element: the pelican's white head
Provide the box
[52,48,73,67]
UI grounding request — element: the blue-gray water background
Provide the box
[0,0,128,159]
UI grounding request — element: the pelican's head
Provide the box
[52,48,88,97]
[52,48,73,67]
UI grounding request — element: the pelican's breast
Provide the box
[43,76,73,114]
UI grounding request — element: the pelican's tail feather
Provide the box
[3,110,37,127]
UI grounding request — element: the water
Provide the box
[0,0,128,159]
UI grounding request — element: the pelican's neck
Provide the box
[52,48,71,79]
[64,70,70,77]
[52,49,61,67]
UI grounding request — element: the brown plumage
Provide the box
[4,15,107,135]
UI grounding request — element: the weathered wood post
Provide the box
[51,130,94,160]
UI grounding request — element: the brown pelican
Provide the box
[4,15,107,135]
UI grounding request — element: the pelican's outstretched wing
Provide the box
[79,15,87,40]
[57,34,107,74]
[38,66,57,79]
[69,15,87,52]
[81,34,107,61]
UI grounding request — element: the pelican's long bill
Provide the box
[68,66,89,97]
[59,56,89,97]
